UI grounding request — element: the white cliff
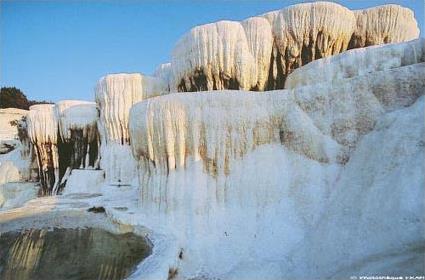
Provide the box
[95,73,166,185]
[351,4,420,48]
[0,2,423,279]
[0,108,34,185]
[127,38,425,279]
[26,104,59,194]
[286,38,425,89]
[166,2,418,92]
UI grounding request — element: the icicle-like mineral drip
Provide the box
[95,73,166,185]
[165,2,418,92]
[349,5,420,49]
[55,100,99,190]
[26,104,59,194]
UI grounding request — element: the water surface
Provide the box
[0,227,151,280]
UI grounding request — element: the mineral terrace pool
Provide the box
[0,227,152,280]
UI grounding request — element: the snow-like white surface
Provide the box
[166,2,418,92]
[290,96,425,278]
[95,73,166,185]
[352,4,420,48]
[286,38,425,88]
[62,169,104,195]
[126,38,424,279]
[0,5,423,280]
[0,182,37,210]
[0,108,28,141]
[55,100,98,142]
[172,20,258,91]
[26,104,60,193]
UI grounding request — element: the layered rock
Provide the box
[165,2,418,92]
[95,73,166,185]
[128,39,424,278]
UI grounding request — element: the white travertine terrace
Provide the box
[55,100,98,143]
[166,2,419,92]
[154,63,172,92]
[129,62,424,212]
[172,21,257,92]
[351,4,420,48]
[95,73,166,185]
[126,39,424,278]
[285,38,425,89]
[241,17,274,91]
[26,104,59,194]
[55,100,100,188]
[0,2,423,279]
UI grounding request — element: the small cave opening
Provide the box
[57,129,100,193]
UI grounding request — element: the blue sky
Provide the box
[1,0,423,102]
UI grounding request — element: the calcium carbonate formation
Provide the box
[0,1,424,279]
[168,2,418,92]
[95,73,166,185]
[55,100,100,188]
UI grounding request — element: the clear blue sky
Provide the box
[1,0,423,102]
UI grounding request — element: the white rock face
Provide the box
[27,104,59,194]
[0,108,28,137]
[95,73,166,185]
[62,169,104,195]
[0,182,37,209]
[351,4,420,48]
[55,100,100,190]
[292,96,425,278]
[286,38,425,88]
[128,39,424,279]
[55,100,98,143]
[166,2,418,92]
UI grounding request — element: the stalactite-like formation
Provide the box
[95,73,166,185]
[26,104,59,194]
[55,100,100,190]
[164,2,419,92]
[25,101,101,194]
[129,40,425,211]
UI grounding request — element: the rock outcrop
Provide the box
[95,73,166,185]
[166,2,418,92]
[128,38,424,278]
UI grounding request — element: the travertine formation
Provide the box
[25,101,101,193]
[286,38,425,89]
[26,104,59,194]
[166,2,418,92]
[0,2,423,279]
[55,100,100,187]
[126,38,424,278]
[95,73,166,185]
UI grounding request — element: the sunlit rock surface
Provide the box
[27,104,59,194]
[166,2,418,92]
[285,38,425,89]
[0,183,37,210]
[55,100,100,190]
[95,73,166,185]
[0,2,423,279]
[127,39,425,279]
[0,108,28,154]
